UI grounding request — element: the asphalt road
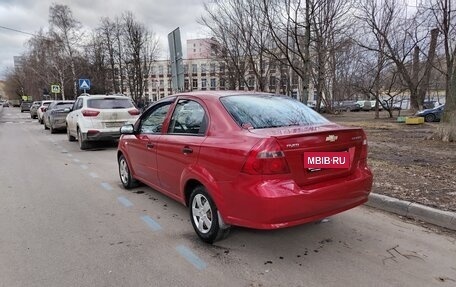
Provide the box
[1,106,455,287]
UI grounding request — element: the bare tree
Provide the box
[49,4,81,99]
[425,0,456,141]
[200,0,261,90]
[355,0,439,113]
[121,11,159,101]
[261,0,312,102]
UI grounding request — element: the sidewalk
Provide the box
[365,193,456,231]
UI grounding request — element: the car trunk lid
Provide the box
[249,124,366,186]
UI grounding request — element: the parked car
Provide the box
[381,100,402,111]
[422,100,440,110]
[370,100,384,111]
[20,101,33,112]
[29,101,42,119]
[2,101,9,107]
[66,94,140,150]
[117,91,373,243]
[415,104,445,122]
[43,100,75,133]
[334,101,361,112]
[37,101,54,124]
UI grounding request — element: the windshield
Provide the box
[88,98,134,109]
[220,94,329,129]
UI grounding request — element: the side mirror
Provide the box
[120,124,135,135]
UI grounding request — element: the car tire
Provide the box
[118,154,138,189]
[44,121,49,130]
[424,114,435,122]
[39,118,43,124]
[78,129,89,150]
[50,124,55,134]
[189,186,230,244]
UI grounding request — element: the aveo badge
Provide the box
[304,152,350,169]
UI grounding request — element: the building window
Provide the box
[239,78,245,89]
[159,80,164,88]
[184,64,188,74]
[220,78,225,88]
[219,62,225,73]
[269,76,276,86]
[192,64,198,74]
[248,77,255,88]
[210,78,216,89]
[192,79,198,89]
[184,79,189,90]
[158,66,164,75]
[201,78,207,90]
[210,63,216,73]
[201,64,207,74]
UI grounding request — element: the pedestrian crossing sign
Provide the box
[51,84,61,94]
[78,79,91,90]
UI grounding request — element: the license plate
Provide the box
[105,122,124,128]
[304,152,350,169]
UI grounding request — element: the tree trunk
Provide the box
[417,28,439,109]
[410,46,420,111]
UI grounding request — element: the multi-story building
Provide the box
[131,38,312,103]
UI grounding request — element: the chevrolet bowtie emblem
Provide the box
[326,135,338,142]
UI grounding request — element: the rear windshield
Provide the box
[87,98,134,109]
[220,94,329,129]
[54,103,73,109]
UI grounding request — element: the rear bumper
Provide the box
[219,167,373,229]
[82,129,121,141]
[51,118,68,130]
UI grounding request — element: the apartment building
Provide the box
[140,38,310,103]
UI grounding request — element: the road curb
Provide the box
[365,193,456,231]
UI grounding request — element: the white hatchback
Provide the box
[66,94,140,150]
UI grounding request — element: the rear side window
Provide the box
[168,100,207,135]
[220,94,329,129]
[55,102,73,109]
[87,98,134,109]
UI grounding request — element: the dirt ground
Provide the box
[326,110,456,213]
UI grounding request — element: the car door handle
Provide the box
[182,147,193,154]
[147,143,154,149]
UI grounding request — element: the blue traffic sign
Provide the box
[78,79,91,90]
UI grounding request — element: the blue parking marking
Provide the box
[176,245,207,270]
[118,196,133,208]
[90,172,99,178]
[141,215,162,231]
[100,182,112,191]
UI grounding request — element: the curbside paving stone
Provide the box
[365,193,456,231]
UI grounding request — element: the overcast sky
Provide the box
[0,0,209,79]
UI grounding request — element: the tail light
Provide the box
[40,107,47,112]
[81,109,100,117]
[128,109,140,115]
[242,138,290,175]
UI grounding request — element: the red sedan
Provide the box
[117,91,373,243]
